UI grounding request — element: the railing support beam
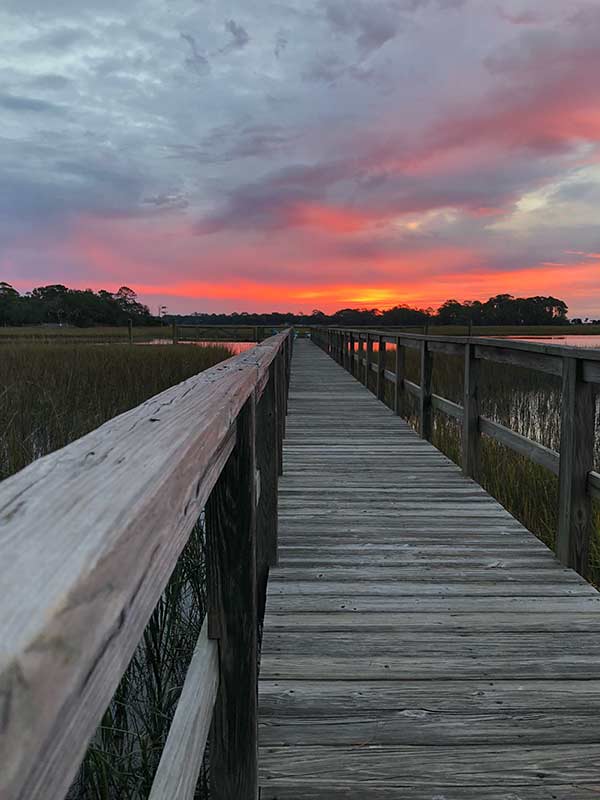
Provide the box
[557,357,596,576]
[365,334,372,389]
[377,335,386,402]
[462,342,480,480]
[419,341,433,439]
[394,338,405,416]
[206,394,258,800]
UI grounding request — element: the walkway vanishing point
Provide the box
[258,338,600,799]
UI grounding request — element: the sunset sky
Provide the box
[2,0,600,315]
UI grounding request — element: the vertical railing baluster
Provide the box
[377,335,386,402]
[365,333,372,390]
[394,337,405,416]
[419,340,432,440]
[557,357,596,576]
[256,364,278,616]
[206,393,258,800]
[462,342,480,480]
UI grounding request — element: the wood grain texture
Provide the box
[148,619,218,800]
[206,394,258,800]
[256,363,278,609]
[258,338,600,798]
[480,416,560,476]
[0,330,290,800]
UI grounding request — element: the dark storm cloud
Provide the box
[194,160,353,233]
[274,31,288,58]
[181,33,210,76]
[223,19,250,51]
[169,124,297,163]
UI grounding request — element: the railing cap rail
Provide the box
[319,326,600,361]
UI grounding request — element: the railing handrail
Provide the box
[0,330,293,800]
[313,325,599,580]
[322,325,600,362]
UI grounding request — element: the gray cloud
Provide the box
[181,32,210,76]
[274,31,288,58]
[27,74,72,91]
[223,19,250,52]
[0,93,65,113]
[322,0,405,53]
[26,25,93,50]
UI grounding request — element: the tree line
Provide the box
[174,294,573,328]
[0,283,154,327]
[0,283,580,328]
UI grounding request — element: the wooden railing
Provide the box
[0,331,293,800]
[313,327,600,578]
[172,324,288,343]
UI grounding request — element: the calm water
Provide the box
[149,339,254,354]
[506,335,600,350]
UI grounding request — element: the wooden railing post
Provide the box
[557,357,596,576]
[345,333,351,372]
[419,340,432,439]
[377,335,386,401]
[256,364,279,610]
[394,337,405,416]
[274,349,285,476]
[349,332,354,376]
[357,336,363,382]
[172,322,178,344]
[206,393,258,800]
[462,342,480,479]
[365,333,372,388]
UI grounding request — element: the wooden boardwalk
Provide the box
[258,339,600,798]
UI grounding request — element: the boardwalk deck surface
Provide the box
[258,339,600,798]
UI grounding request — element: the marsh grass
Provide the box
[68,520,209,800]
[0,342,233,479]
[0,325,171,343]
[1,341,234,798]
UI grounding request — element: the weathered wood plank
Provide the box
[206,394,258,800]
[479,416,560,475]
[259,678,600,713]
[432,393,463,420]
[148,619,218,800]
[474,344,563,376]
[265,611,600,633]
[259,709,600,746]
[260,743,600,787]
[260,653,600,680]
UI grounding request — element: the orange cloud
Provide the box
[285,203,377,233]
